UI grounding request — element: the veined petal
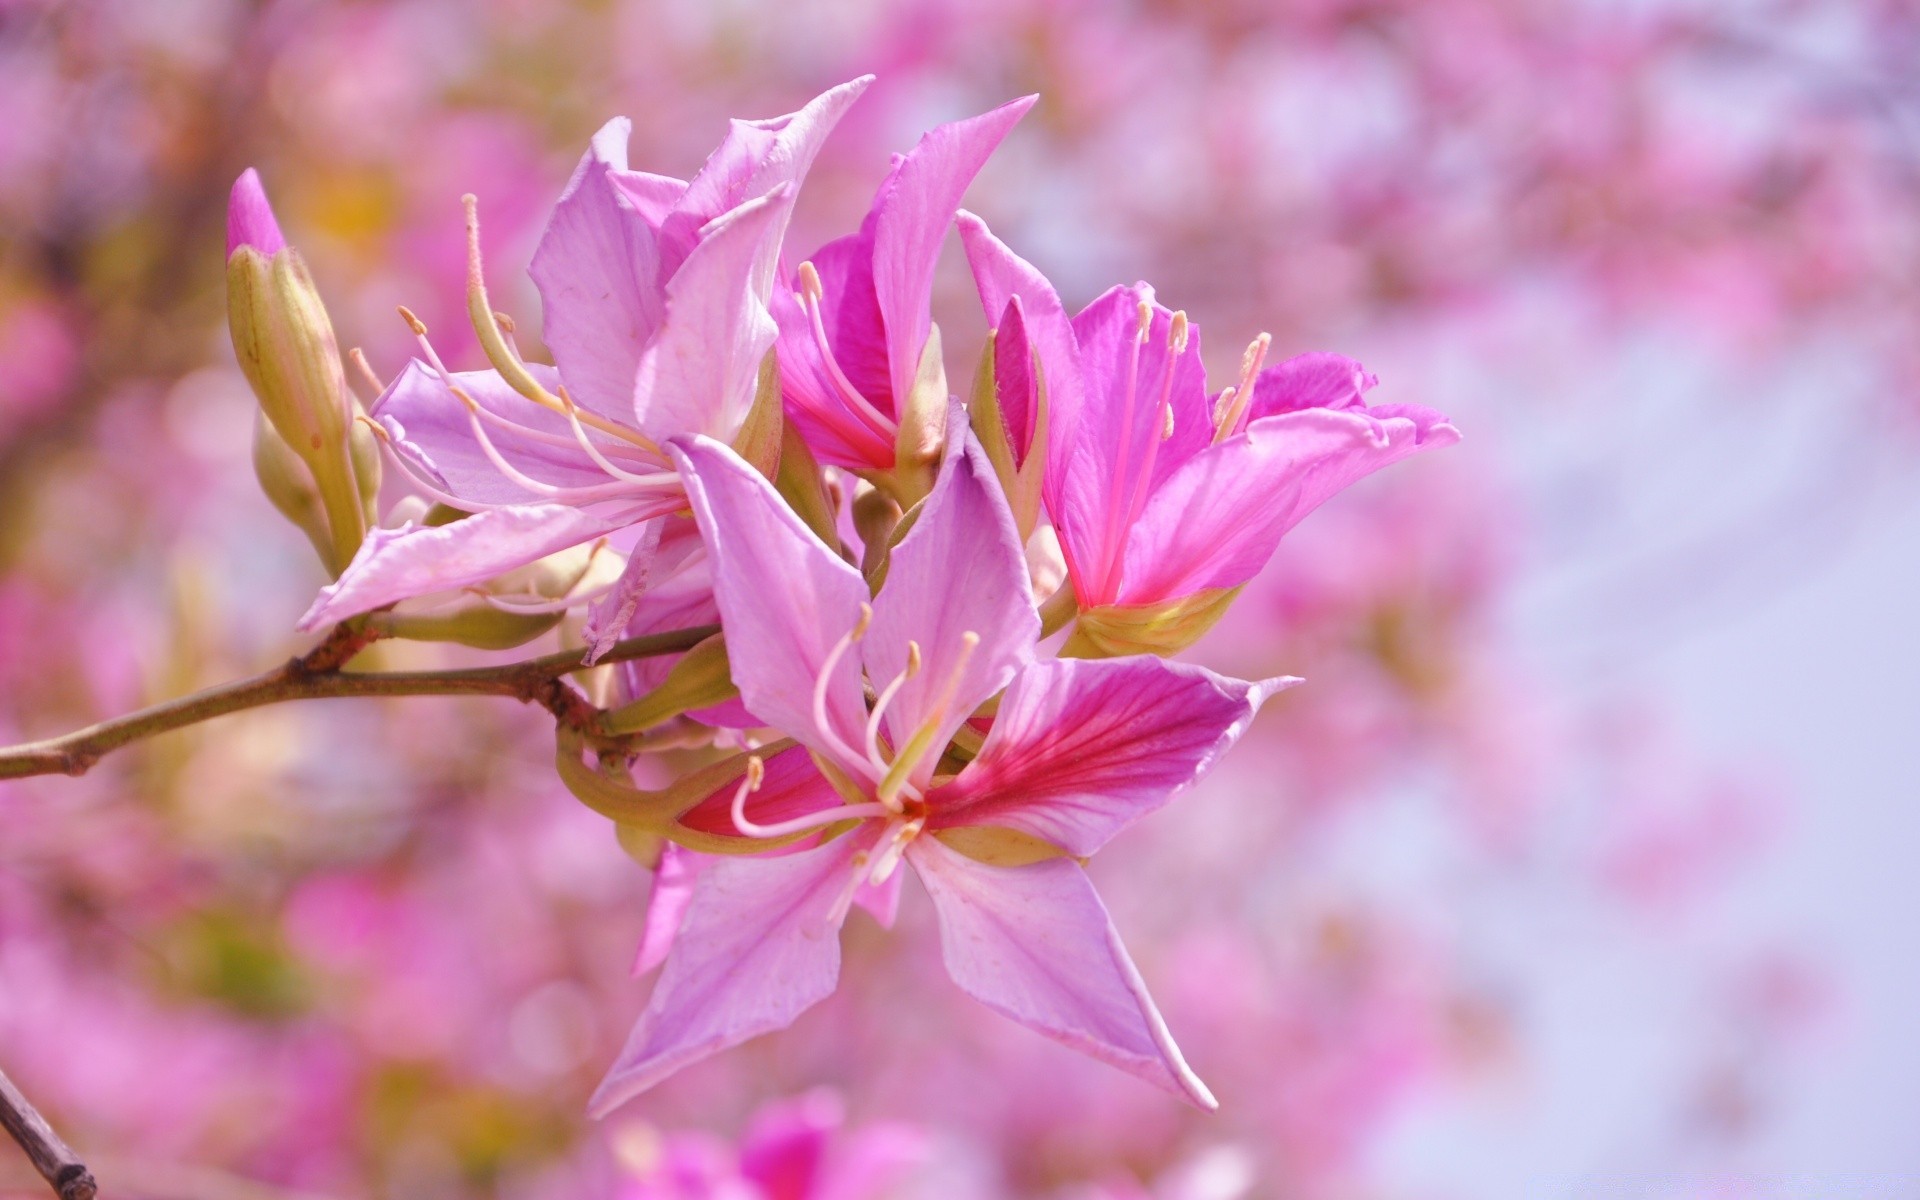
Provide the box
[664,75,874,292]
[297,504,632,630]
[590,833,866,1114]
[930,658,1286,856]
[866,412,1038,773]
[375,361,645,507]
[531,118,667,421]
[871,96,1036,409]
[632,185,791,443]
[1055,285,1210,605]
[1118,402,1460,604]
[1244,351,1378,420]
[675,742,850,840]
[667,436,870,766]
[907,836,1215,1109]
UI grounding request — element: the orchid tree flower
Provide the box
[958,213,1462,656]
[299,78,872,637]
[582,413,1290,1114]
[772,95,1034,505]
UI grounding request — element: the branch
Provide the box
[0,622,719,781]
[0,1065,96,1200]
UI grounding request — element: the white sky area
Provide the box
[1368,320,1920,1196]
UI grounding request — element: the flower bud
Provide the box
[226,169,367,575]
[891,323,948,505]
[250,414,333,566]
[600,633,739,734]
[968,297,1047,540]
[1062,586,1245,658]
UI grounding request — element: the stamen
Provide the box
[875,630,978,807]
[810,604,881,783]
[863,639,920,768]
[349,347,386,400]
[556,384,676,485]
[1099,300,1155,600]
[865,816,925,886]
[796,261,898,441]
[1168,310,1190,353]
[1212,332,1271,443]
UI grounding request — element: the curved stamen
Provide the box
[556,385,676,485]
[1121,310,1188,532]
[810,604,881,783]
[1098,300,1155,601]
[863,640,920,768]
[460,403,663,505]
[876,630,978,806]
[1211,332,1271,443]
[865,816,925,886]
[797,261,898,442]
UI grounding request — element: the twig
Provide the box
[0,1065,96,1200]
[0,622,719,782]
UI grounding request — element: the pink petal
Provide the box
[1245,351,1379,420]
[930,657,1288,856]
[865,413,1038,776]
[297,504,630,630]
[1118,403,1460,604]
[664,75,874,289]
[634,842,701,977]
[530,118,667,422]
[375,361,629,508]
[675,743,850,839]
[957,210,1082,466]
[666,436,870,764]
[590,833,866,1114]
[871,96,1036,408]
[1053,284,1210,605]
[774,232,897,470]
[907,836,1216,1109]
[632,185,791,443]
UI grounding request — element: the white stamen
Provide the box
[796,261,898,442]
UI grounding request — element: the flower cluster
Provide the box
[225,79,1458,1115]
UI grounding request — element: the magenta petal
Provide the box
[297,504,629,630]
[957,211,1082,461]
[1053,284,1210,605]
[530,118,667,422]
[1118,403,1461,603]
[871,96,1036,406]
[907,836,1216,1109]
[1245,352,1379,420]
[866,413,1038,771]
[590,834,863,1114]
[634,842,701,977]
[632,185,791,443]
[226,168,286,256]
[667,436,870,763]
[675,743,848,839]
[931,658,1289,856]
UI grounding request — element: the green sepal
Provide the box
[600,633,738,734]
[1062,586,1246,658]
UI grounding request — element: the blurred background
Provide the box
[0,0,1915,1196]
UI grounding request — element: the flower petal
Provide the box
[931,657,1287,856]
[866,413,1038,773]
[530,118,667,421]
[871,97,1036,407]
[374,361,640,508]
[1244,351,1379,420]
[774,230,897,471]
[664,75,873,291]
[297,504,630,630]
[633,842,700,977]
[1118,402,1460,603]
[907,836,1215,1109]
[632,185,791,443]
[590,833,863,1114]
[666,436,870,766]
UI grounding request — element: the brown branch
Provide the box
[0,622,719,782]
[0,1065,96,1200]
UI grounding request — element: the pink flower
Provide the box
[300,79,871,630]
[772,96,1034,494]
[589,414,1288,1113]
[959,214,1461,626]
